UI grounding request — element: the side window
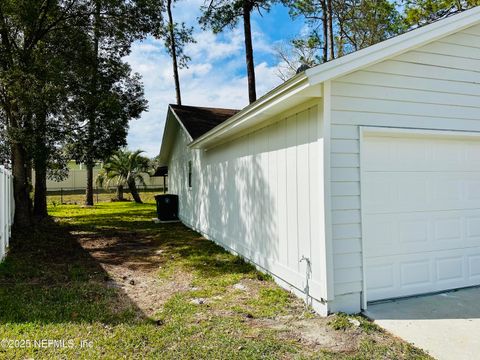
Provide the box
[188,160,192,189]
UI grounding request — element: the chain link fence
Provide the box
[47,185,167,205]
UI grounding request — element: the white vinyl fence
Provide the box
[0,166,14,262]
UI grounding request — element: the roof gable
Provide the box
[169,104,240,140]
[158,104,239,165]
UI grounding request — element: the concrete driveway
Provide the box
[364,287,480,360]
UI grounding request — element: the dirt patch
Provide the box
[251,316,362,353]
[75,230,192,317]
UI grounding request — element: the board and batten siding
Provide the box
[329,23,480,312]
[168,104,329,312]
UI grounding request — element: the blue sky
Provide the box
[125,2,306,157]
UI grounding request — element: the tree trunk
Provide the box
[33,111,48,218]
[12,143,32,228]
[327,0,334,60]
[85,0,100,206]
[116,184,124,201]
[167,0,182,105]
[242,2,256,104]
[85,163,94,205]
[25,160,33,213]
[33,163,48,218]
[128,179,142,204]
[320,0,328,63]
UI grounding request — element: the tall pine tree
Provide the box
[200,0,272,104]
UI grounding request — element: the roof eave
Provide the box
[189,72,321,149]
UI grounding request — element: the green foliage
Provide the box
[199,0,271,33]
[97,149,150,188]
[246,288,293,317]
[96,148,150,203]
[334,0,406,52]
[328,313,353,330]
[66,61,148,164]
[283,0,479,67]
[0,0,163,222]
[155,2,196,70]
[404,0,480,27]
[283,0,405,64]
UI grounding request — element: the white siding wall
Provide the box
[168,104,328,310]
[330,24,480,312]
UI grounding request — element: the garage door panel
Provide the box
[431,140,465,167]
[400,260,432,288]
[466,143,480,168]
[467,255,480,278]
[436,256,464,282]
[363,132,480,302]
[364,172,480,213]
[466,216,480,238]
[365,211,480,257]
[363,136,430,171]
[466,180,480,200]
[366,263,396,293]
[366,248,480,301]
[364,135,480,172]
[434,217,462,240]
[364,173,429,211]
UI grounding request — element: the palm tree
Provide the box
[96,149,150,203]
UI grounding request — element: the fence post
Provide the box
[0,166,14,262]
[60,188,63,204]
[0,167,5,261]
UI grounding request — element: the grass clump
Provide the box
[328,313,353,331]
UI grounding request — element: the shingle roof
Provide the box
[169,104,240,140]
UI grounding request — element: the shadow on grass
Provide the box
[0,202,265,325]
[53,202,261,280]
[147,223,264,282]
[74,221,260,280]
[0,219,147,325]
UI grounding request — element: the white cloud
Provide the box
[186,30,244,62]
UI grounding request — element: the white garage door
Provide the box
[363,130,480,302]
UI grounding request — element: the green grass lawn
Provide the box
[0,195,431,359]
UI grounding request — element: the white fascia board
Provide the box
[169,105,194,143]
[306,6,480,84]
[158,105,197,165]
[189,73,320,149]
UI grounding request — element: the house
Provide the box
[158,7,480,315]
